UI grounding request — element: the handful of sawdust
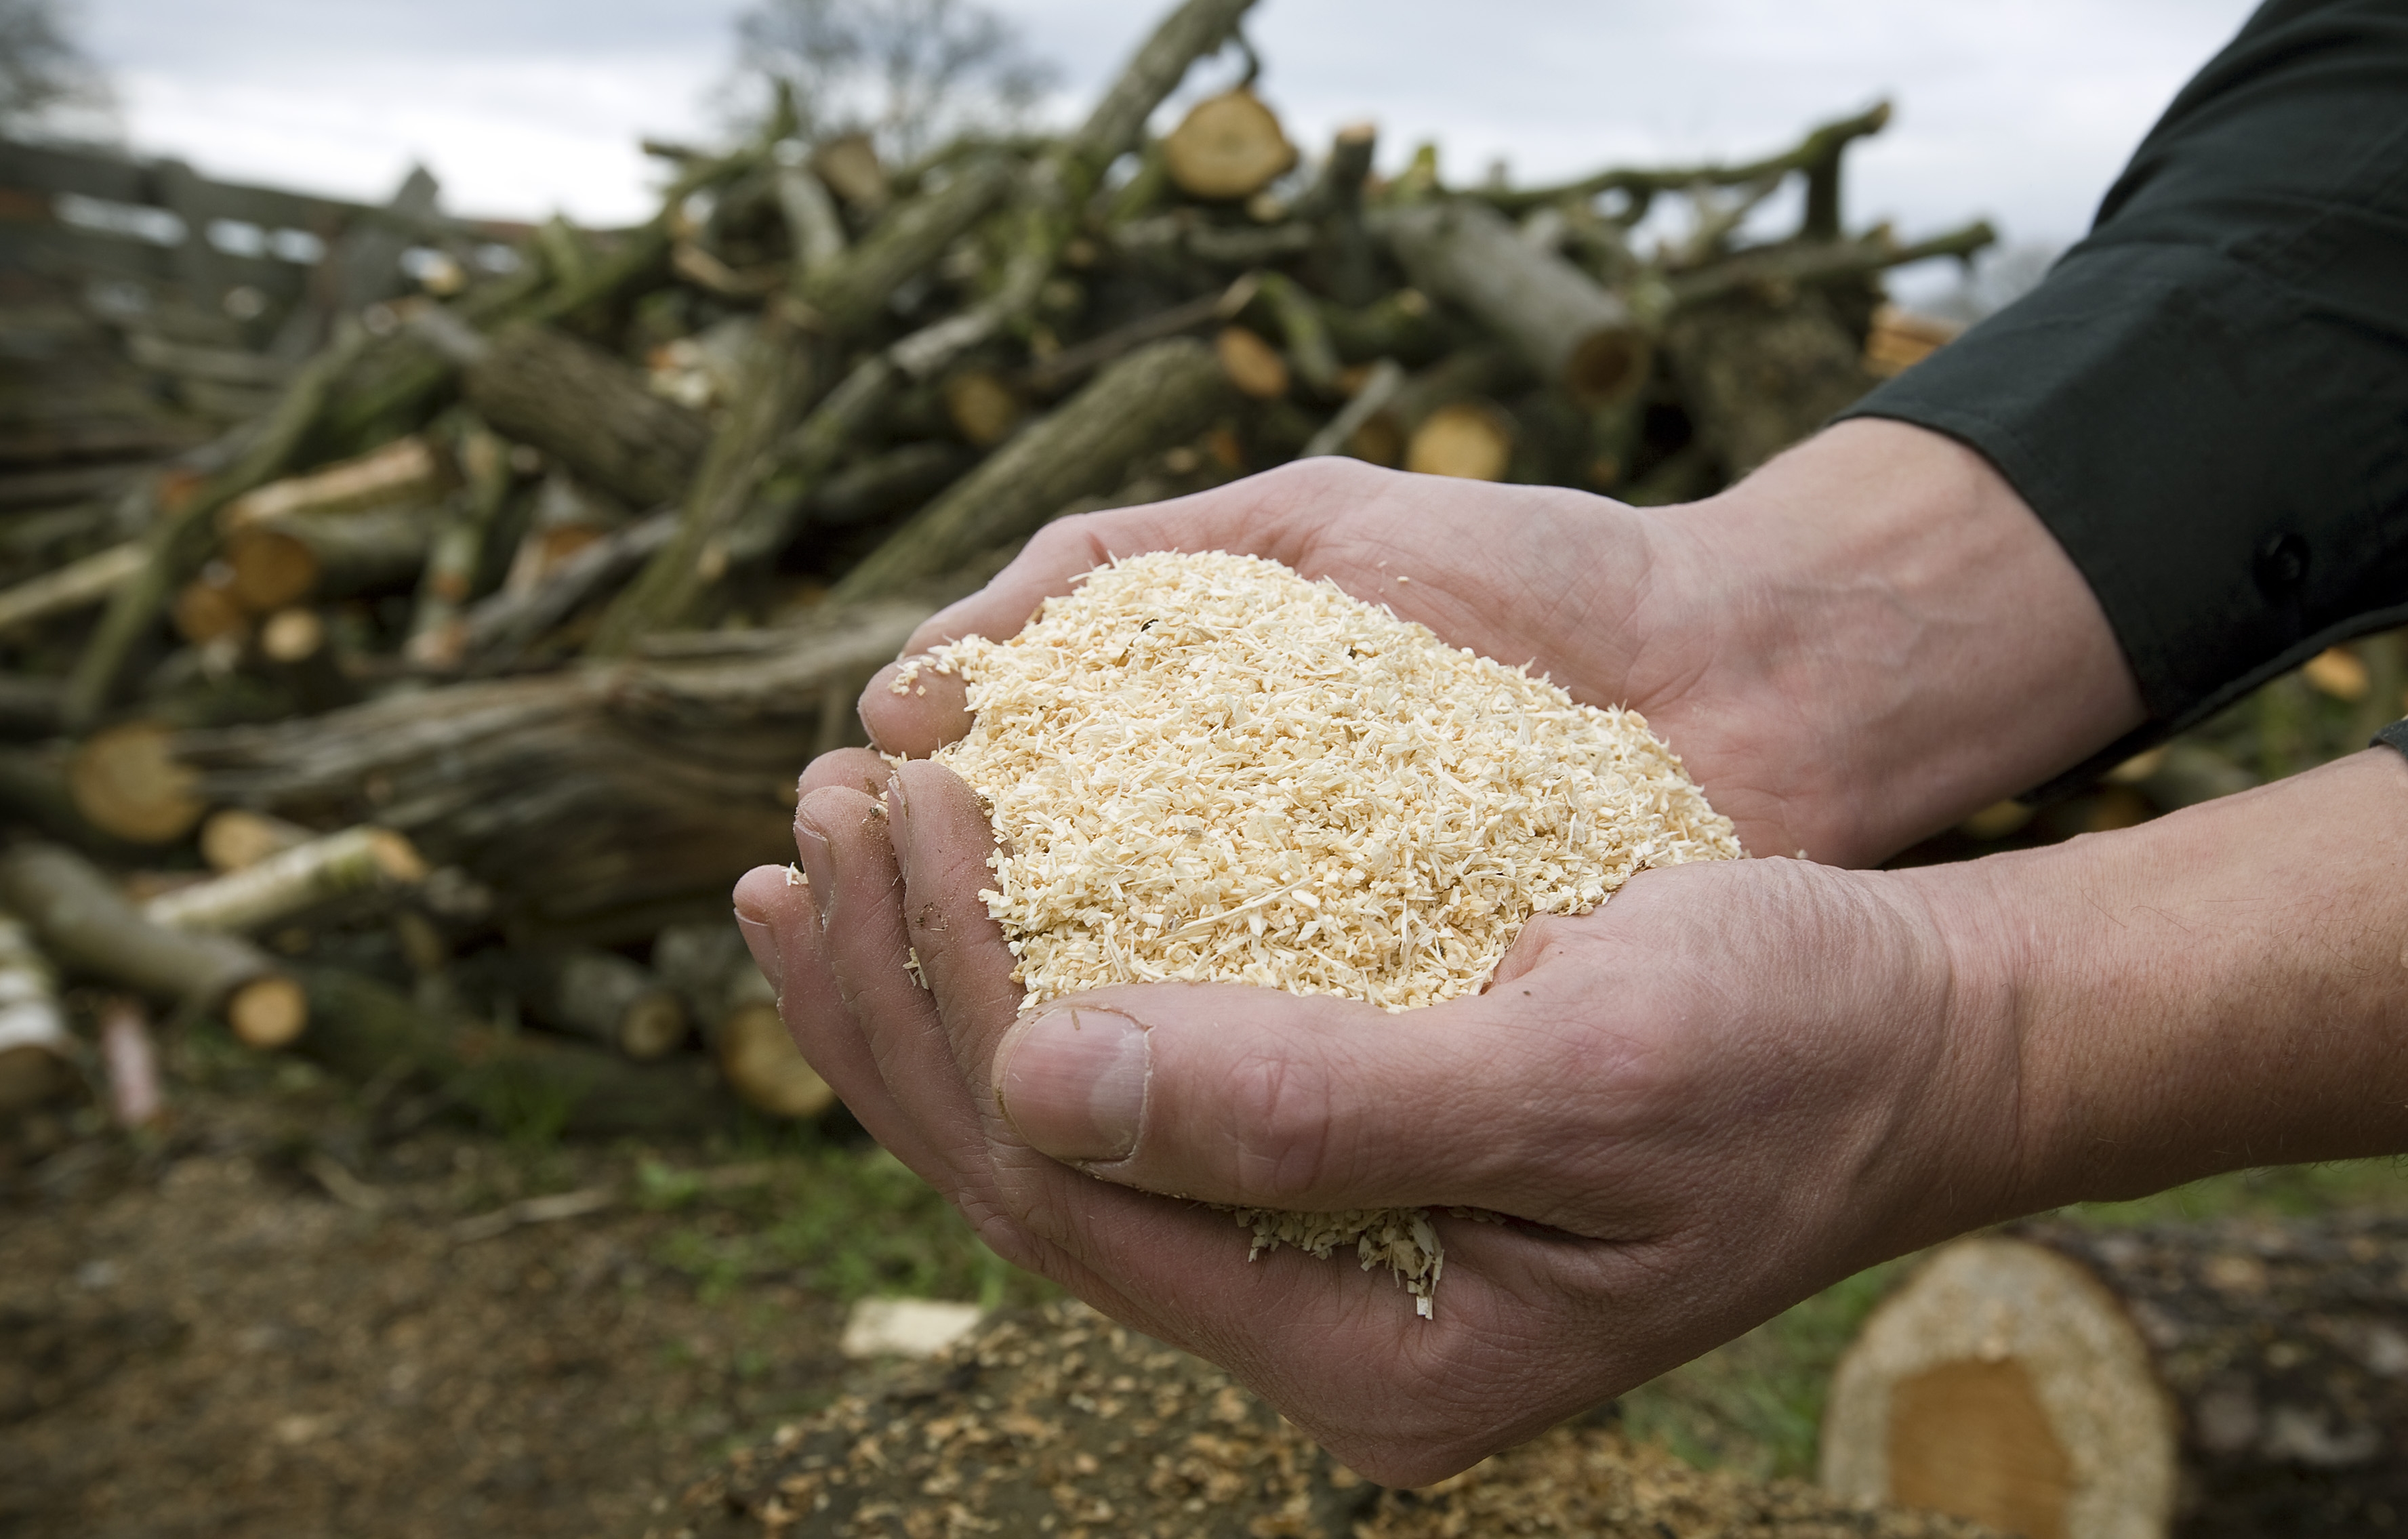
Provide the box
[907,550,1740,1315]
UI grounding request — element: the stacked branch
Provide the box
[0,0,2012,1127]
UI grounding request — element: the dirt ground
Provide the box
[0,1029,1036,1539]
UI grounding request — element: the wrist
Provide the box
[1943,750,2408,1212]
[1668,419,2144,863]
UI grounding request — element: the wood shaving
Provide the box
[916,551,1741,1313]
[670,1300,2001,1539]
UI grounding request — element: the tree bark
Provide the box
[1379,199,1650,405]
[167,601,931,943]
[0,912,79,1115]
[462,323,709,510]
[1662,285,1877,478]
[1824,1216,2408,1539]
[66,721,203,845]
[506,945,689,1061]
[0,841,305,1044]
[831,337,1236,601]
[295,967,731,1138]
[585,310,825,653]
[654,919,832,1117]
[794,156,1014,336]
[221,503,436,611]
[140,824,425,935]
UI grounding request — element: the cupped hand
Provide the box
[735,753,2029,1485]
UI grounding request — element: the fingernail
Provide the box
[795,811,835,932]
[995,1008,1147,1164]
[884,771,912,864]
[733,912,782,996]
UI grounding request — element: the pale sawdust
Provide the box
[907,551,1740,1313]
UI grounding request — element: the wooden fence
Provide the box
[0,137,532,354]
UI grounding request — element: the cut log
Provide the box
[510,945,689,1061]
[1299,120,1382,307]
[405,422,514,667]
[169,571,251,645]
[1250,272,1343,396]
[221,503,437,612]
[1405,399,1515,481]
[462,322,710,510]
[68,721,203,844]
[295,967,733,1138]
[584,309,824,652]
[1163,87,1298,201]
[66,324,373,728]
[169,601,933,941]
[0,842,305,1043]
[217,434,446,531]
[1380,198,1650,405]
[775,163,849,277]
[198,807,315,873]
[796,155,1015,336]
[655,919,832,1117]
[1824,1216,2408,1539]
[941,368,1025,448]
[142,823,426,935]
[1215,325,1290,399]
[802,441,973,531]
[1663,285,1877,477]
[0,912,79,1115]
[1301,357,1404,459]
[812,133,889,211]
[252,607,359,715]
[0,539,144,636]
[454,508,677,668]
[1864,304,1963,378]
[1349,345,1529,468]
[832,337,1238,601]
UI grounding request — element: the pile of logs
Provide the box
[0,0,2008,1132]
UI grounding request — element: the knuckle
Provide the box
[1223,1047,1339,1204]
[1257,453,1387,504]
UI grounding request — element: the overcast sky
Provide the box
[75,0,2261,279]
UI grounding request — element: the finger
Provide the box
[800,745,895,800]
[987,974,1637,1224]
[884,758,1025,1078]
[859,659,971,758]
[731,859,944,1176]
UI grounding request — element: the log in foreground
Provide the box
[0,842,307,1046]
[678,1299,1996,1538]
[1823,1216,2408,1539]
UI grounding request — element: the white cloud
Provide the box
[79,0,2260,241]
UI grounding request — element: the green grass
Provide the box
[640,1140,1062,1311]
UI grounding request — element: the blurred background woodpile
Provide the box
[0,0,2020,1140]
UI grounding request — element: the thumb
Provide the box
[990,981,1606,1217]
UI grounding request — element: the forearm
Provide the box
[1926,746,2408,1210]
[1661,418,2145,864]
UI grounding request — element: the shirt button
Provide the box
[2253,532,2308,596]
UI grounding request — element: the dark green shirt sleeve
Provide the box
[1837,0,2408,776]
